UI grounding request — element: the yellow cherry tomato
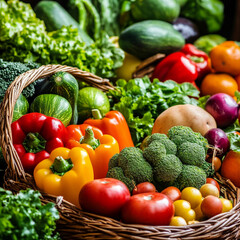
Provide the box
[220,198,233,213]
[200,183,219,198]
[181,187,202,209]
[193,198,205,221]
[170,216,187,226]
[173,200,196,222]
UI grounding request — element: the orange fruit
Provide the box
[200,73,238,97]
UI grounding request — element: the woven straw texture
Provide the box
[1,64,240,240]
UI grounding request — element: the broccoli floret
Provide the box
[154,154,182,182]
[200,160,215,177]
[143,141,166,166]
[145,133,177,154]
[172,165,206,190]
[106,167,135,192]
[177,142,206,167]
[108,153,119,169]
[106,147,153,191]
[0,59,40,102]
[167,126,208,152]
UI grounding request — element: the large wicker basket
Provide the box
[1,64,240,240]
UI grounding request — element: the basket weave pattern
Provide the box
[1,65,240,240]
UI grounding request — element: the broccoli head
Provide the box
[177,142,206,167]
[106,167,136,192]
[172,165,206,190]
[153,154,182,182]
[167,126,208,152]
[106,147,153,191]
[143,141,166,166]
[145,133,177,154]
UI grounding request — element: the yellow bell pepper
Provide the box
[33,147,94,207]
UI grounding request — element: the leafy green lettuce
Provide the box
[0,188,60,240]
[108,77,200,146]
[0,0,124,78]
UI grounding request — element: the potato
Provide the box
[152,104,217,136]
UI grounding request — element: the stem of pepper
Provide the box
[50,156,73,176]
[91,109,102,119]
[23,132,46,153]
[80,127,100,149]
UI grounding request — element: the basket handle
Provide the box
[0,64,114,180]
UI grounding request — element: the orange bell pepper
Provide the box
[210,41,240,76]
[64,126,119,179]
[84,110,134,150]
[33,147,94,207]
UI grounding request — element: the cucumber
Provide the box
[48,71,79,124]
[13,94,29,122]
[30,94,72,126]
[119,20,185,60]
[34,0,93,45]
[131,0,180,23]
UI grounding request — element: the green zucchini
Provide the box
[34,0,93,45]
[13,94,29,122]
[48,71,79,124]
[131,0,180,23]
[30,94,72,126]
[119,20,185,60]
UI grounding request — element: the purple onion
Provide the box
[205,93,239,128]
[204,128,230,156]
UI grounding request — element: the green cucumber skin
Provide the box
[131,0,180,23]
[119,20,185,60]
[34,1,93,44]
[49,71,79,125]
[13,94,29,122]
[30,94,72,126]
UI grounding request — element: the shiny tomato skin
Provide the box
[206,178,220,192]
[121,192,174,225]
[79,178,130,218]
[201,195,222,218]
[132,182,156,195]
[161,186,181,202]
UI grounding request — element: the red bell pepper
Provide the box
[152,44,211,84]
[83,110,134,151]
[11,112,66,174]
[180,43,211,80]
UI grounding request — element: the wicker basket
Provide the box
[1,64,240,240]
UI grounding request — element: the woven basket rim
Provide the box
[1,64,240,240]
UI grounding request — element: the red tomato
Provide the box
[201,195,222,218]
[161,186,181,202]
[121,192,174,225]
[132,182,156,195]
[79,178,130,218]
[206,178,220,192]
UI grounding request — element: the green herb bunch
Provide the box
[0,188,60,240]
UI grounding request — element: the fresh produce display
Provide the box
[1,0,240,237]
[0,188,60,240]
[34,147,94,207]
[11,113,66,173]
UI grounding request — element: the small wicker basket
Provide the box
[1,64,240,240]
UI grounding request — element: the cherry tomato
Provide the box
[181,187,202,209]
[206,178,220,192]
[201,195,223,218]
[132,182,156,195]
[170,216,187,226]
[206,156,221,172]
[173,200,196,222]
[193,198,205,221]
[79,178,130,218]
[220,198,233,213]
[161,186,181,202]
[121,192,174,225]
[200,183,219,197]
